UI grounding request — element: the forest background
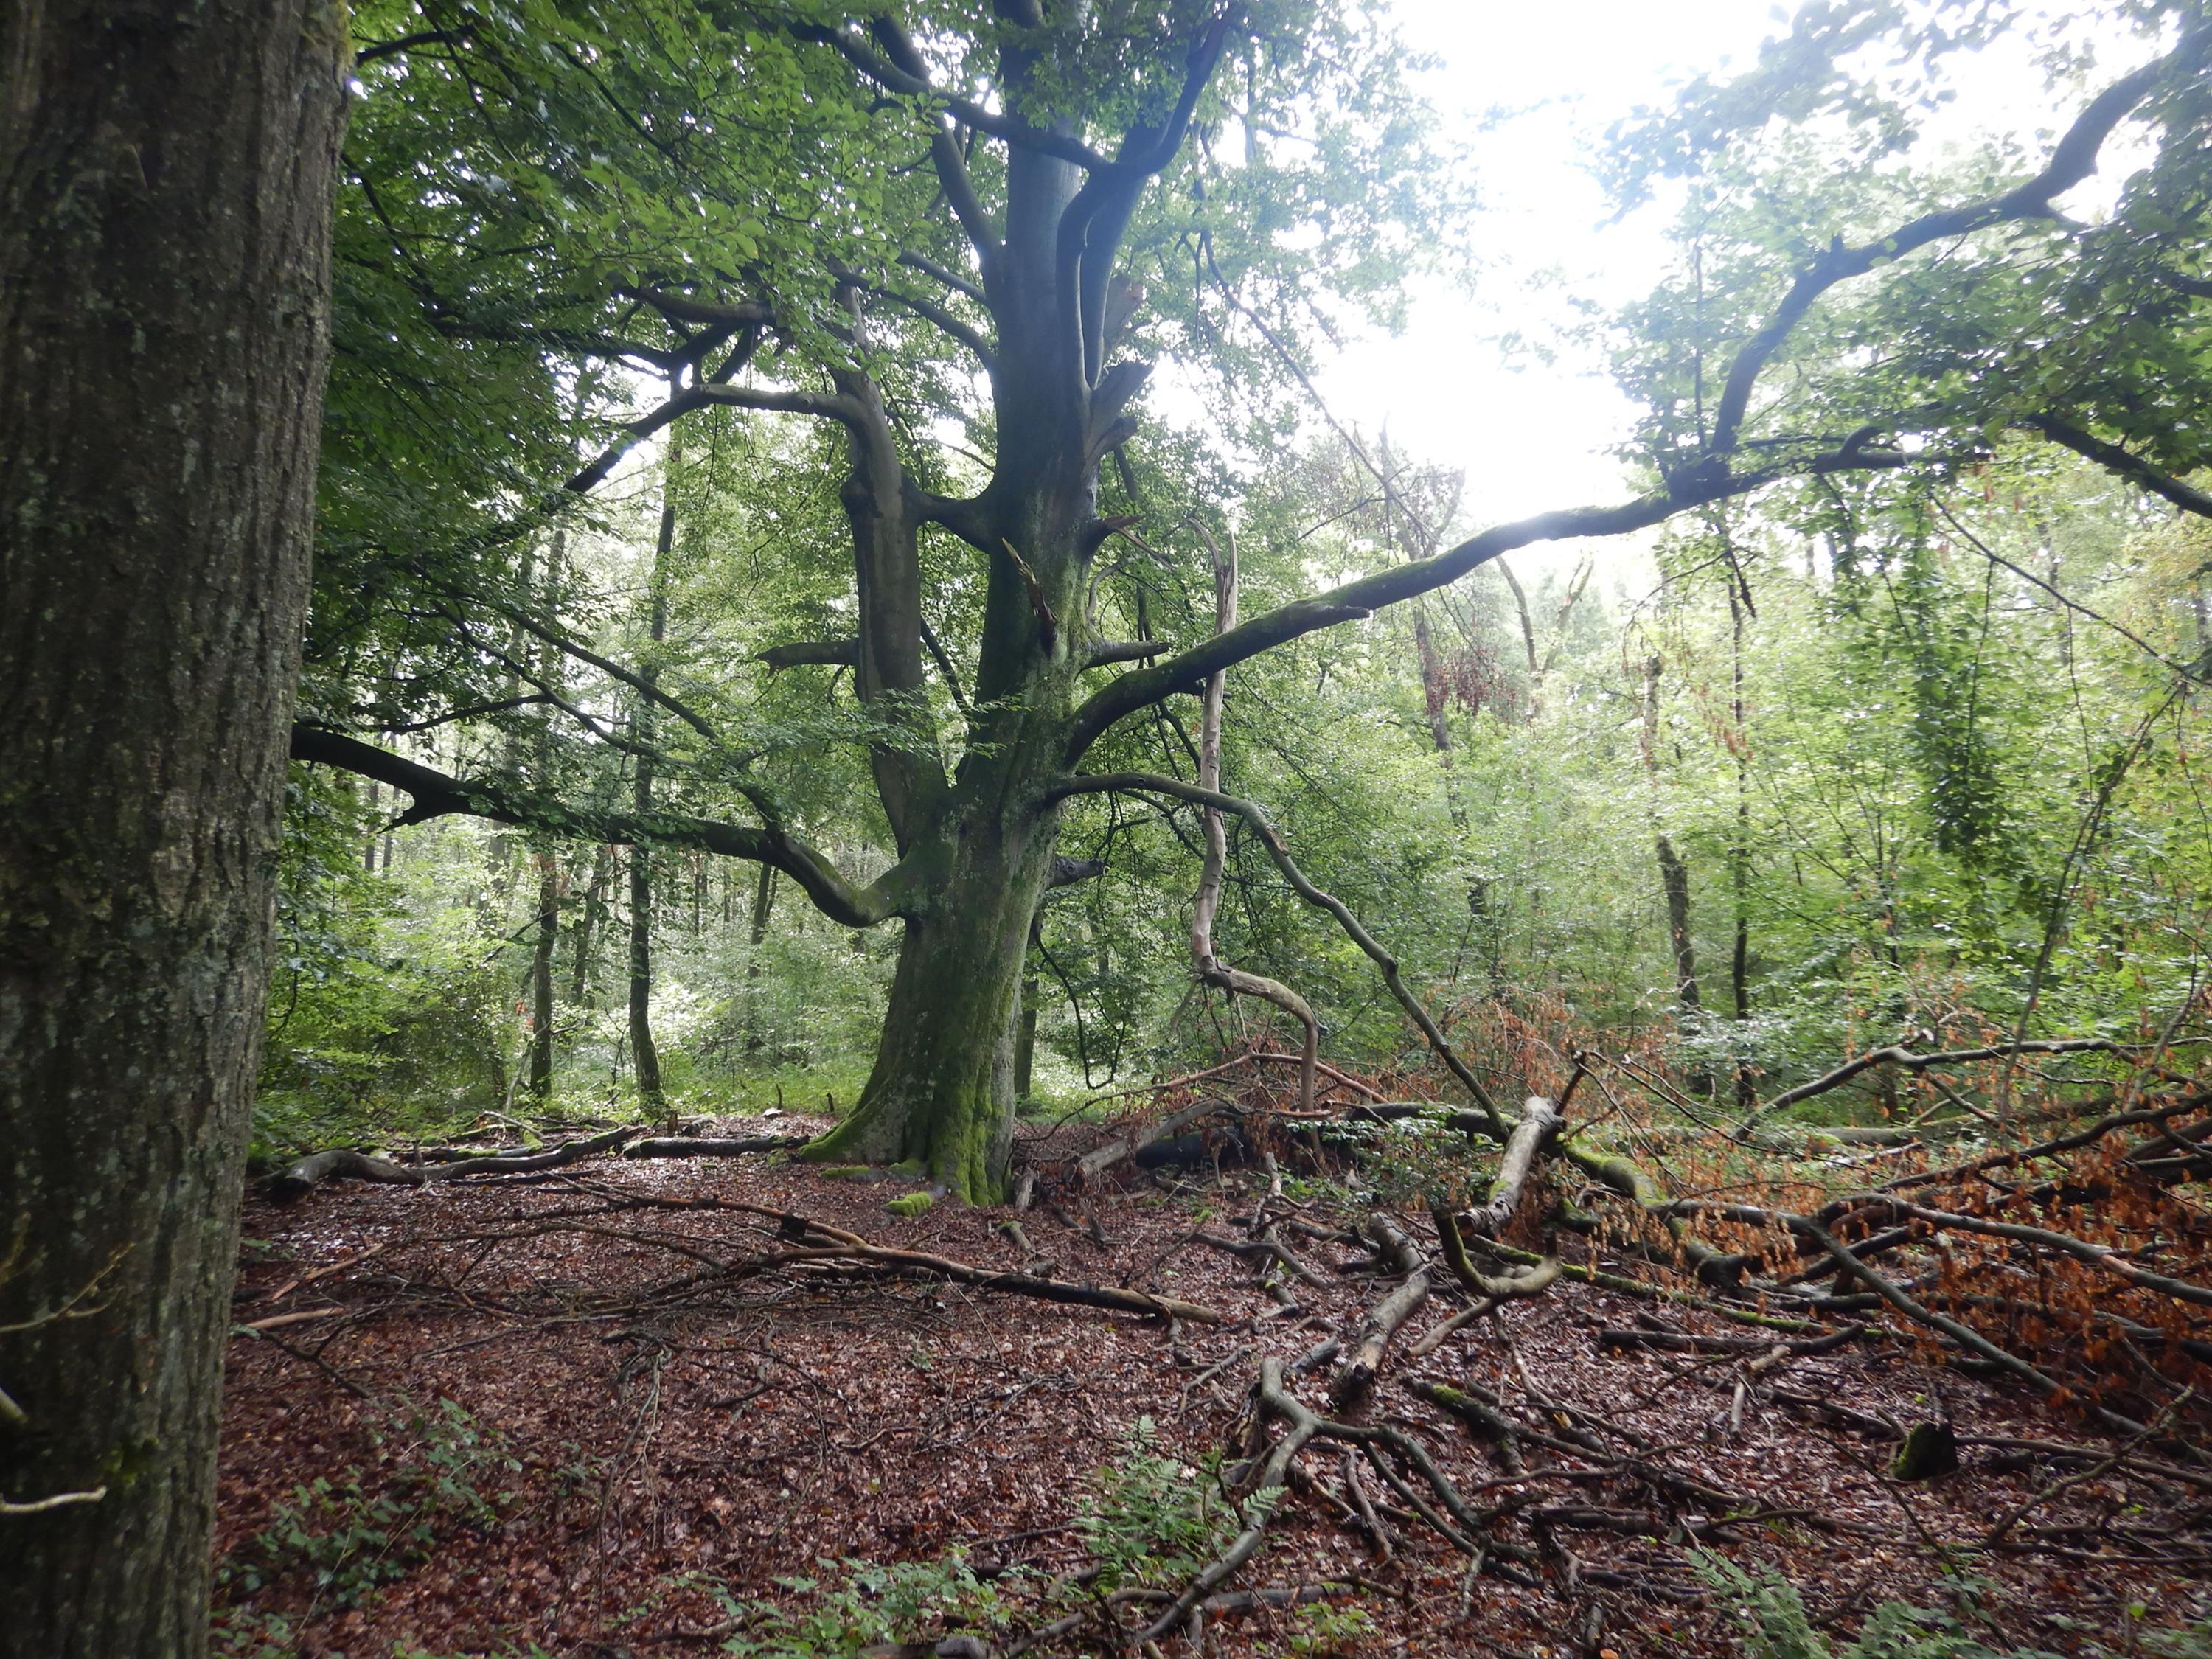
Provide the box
[265,0,2212,1169]
[11,0,2212,1652]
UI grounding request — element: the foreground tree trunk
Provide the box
[0,1,345,1652]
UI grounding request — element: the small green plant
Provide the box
[1286,1599,1380,1655]
[690,1553,1014,1658]
[1076,1416,1242,1593]
[2141,1597,2212,1658]
[212,1396,521,1649]
[1690,1552,2047,1659]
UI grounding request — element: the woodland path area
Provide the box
[215,1093,2212,1659]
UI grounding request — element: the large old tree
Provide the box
[301,0,2212,1199]
[0,0,347,1652]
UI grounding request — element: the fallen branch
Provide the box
[270,1127,637,1199]
[1327,1267,1430,1408]
[1462,1096,1562,1236]
[1070,1097,1239,1186]
[1741,1037,2211,1132]
[694,1201,1224,1324]
[1430,1204,1562,1302]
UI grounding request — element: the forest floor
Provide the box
[213,1113,2210,1659]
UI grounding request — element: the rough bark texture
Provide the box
[803,805,1062,1200]
[0,0,346,1652]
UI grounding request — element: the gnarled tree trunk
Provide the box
[807,804,1062,1199]
[0,0,345,1651]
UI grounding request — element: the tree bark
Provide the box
[0,1,345,1651]
[743,858,775,1054]
[569,843,613,1004]
[1657,834,1702,1013]
[804,802,1063,1200]
[527,851,559,1102]
[1727,577,1754,1113]
[630,427,680,1125]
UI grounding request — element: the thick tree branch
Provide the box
[1064,453,1908,761]
[2024,413,2212,521]
[290,726,900,928]
[757,639,860,672]
[860,277,996,369]
[1708,35,2205,454]
[1068,10,1237,383]
[931,126,1002,271]
[690,380,865,427]
[563,324,766,495]
[1085,639,1166,667]
[793,20,1111,171]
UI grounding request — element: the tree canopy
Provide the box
[276,0,2212,1206]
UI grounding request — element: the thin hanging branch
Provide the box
[1189,521,1319,1113]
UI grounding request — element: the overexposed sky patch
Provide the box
[1309,1,2157,548]
[1315,0,1784,530]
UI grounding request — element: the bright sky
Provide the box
[1312,0,1784,531]
[1309,0,2153,548]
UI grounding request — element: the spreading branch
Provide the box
[1708,34,2206,456]
[1049,771,1506,1127]
[288,726,901,928]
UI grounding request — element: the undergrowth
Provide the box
[211,1397,521,1658]
[686,1416,1245,1658]
[1694,1551,2212,1659]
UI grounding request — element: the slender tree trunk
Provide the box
[364,781,383,869]
[1657,835,1703,1013]
[569,844,613,1004]
[0,1,344,1651]
[527,533,564,1102]
[1411,610,1454,754]
[1641,655,1702,1015]
[743,861,774,1054]
[527,852,559,1102]
[1728,581,1754,1113]
[1014,982,1040,1098]
[630,428,680,1125]
[1189,524,1318,1111]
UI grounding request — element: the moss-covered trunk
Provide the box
[806,785,1062,1203]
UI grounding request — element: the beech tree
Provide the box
[299,0,2212,1200]
[0,0,347,1652]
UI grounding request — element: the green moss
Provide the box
[818,1164,874,1181]
[886,1192,935,1217]
[1891,1421,1958,1480]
